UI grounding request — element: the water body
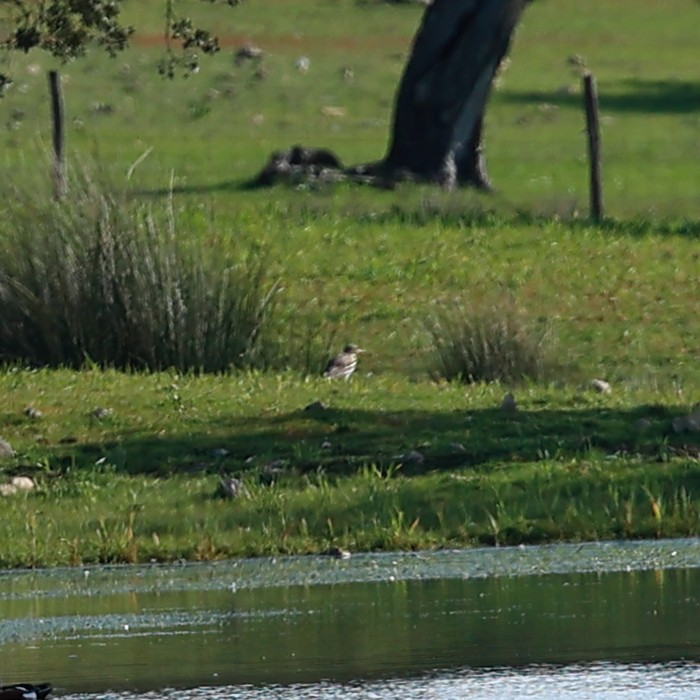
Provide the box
[1,539,700,699]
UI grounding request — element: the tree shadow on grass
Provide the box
[132,178,251,198]
[502,77,700,115]
[53,403,700,480]
[129,174,700,239]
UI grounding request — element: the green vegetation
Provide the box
[426,301,556,384]
[0,0,698,567]
[0,169,278,372]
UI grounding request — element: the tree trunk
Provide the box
[382,0,529,190]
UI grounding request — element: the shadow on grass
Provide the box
[133,178,251,198]
[502,78,700,115]
[54,403,700,480]
[132,178,700,239]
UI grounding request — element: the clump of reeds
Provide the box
[0,168,278,372]
[426,300,555,384]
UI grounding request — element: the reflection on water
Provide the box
[59,663,700,700]
[1,539,700,697]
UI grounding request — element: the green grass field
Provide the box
[0,0,698,567]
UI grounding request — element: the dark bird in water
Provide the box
[0,684,53,700]
[323,344,364,380]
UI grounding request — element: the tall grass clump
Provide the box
[0,168,278,372]
[426,300,556,384]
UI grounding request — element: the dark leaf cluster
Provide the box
[170,17,220,55]
[0,0,243,90]
[2,0,134,61]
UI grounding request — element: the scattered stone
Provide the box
[500,392,517,413]
[295,56,310,73]
[671,416,686,434]
[234,44,264,66]
[633,418,654,433]
[340,66,354,83]
[24,406,43,419]
[322,546,351,559]
[260,460,287,485]
[0,438,14,457]
[11,476,35,491]
[567,54,587,74]
[0,475,35,497]
[90,102,115,115]
[321,105,346,118]
[304,400,327,412]
[591,379,612,394]
[398,450,424,465]
[687,413,700,432]
[218,477,248,499]
[672,413,700,434]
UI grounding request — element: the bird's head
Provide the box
[343,344,364,354]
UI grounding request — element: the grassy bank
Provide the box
[0,368,698,567]
[0,0,698,566]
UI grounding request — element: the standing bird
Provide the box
[0,684,52,700]
[323,344,364,380]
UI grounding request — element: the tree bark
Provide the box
[382,0,529,190]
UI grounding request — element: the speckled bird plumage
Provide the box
[323,344,363,380]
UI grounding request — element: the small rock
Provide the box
[672,416,686,434]
[234,44,264,66]
[91,407,113,420]
[400,450,424,465]
[0,438,14,457]
[0,483,18,496]
[321,440,333,450]
[304,400,327,412]
[633,418,653,433]
[591,379,612,394]
[567,54,587,72]
[24,406,43,419]
[449,442,467,453]
[218,477,248,499]
[321,105,346,118]
[212,448,230,458]
[672,413,700,434]
[500,392,517,413]
[295,56,310,73]
[11,476,35,491]
[90,102,115,115]
[260,459,287,485]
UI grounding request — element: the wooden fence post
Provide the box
[48,70,66,199]
[582,72,602,222]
